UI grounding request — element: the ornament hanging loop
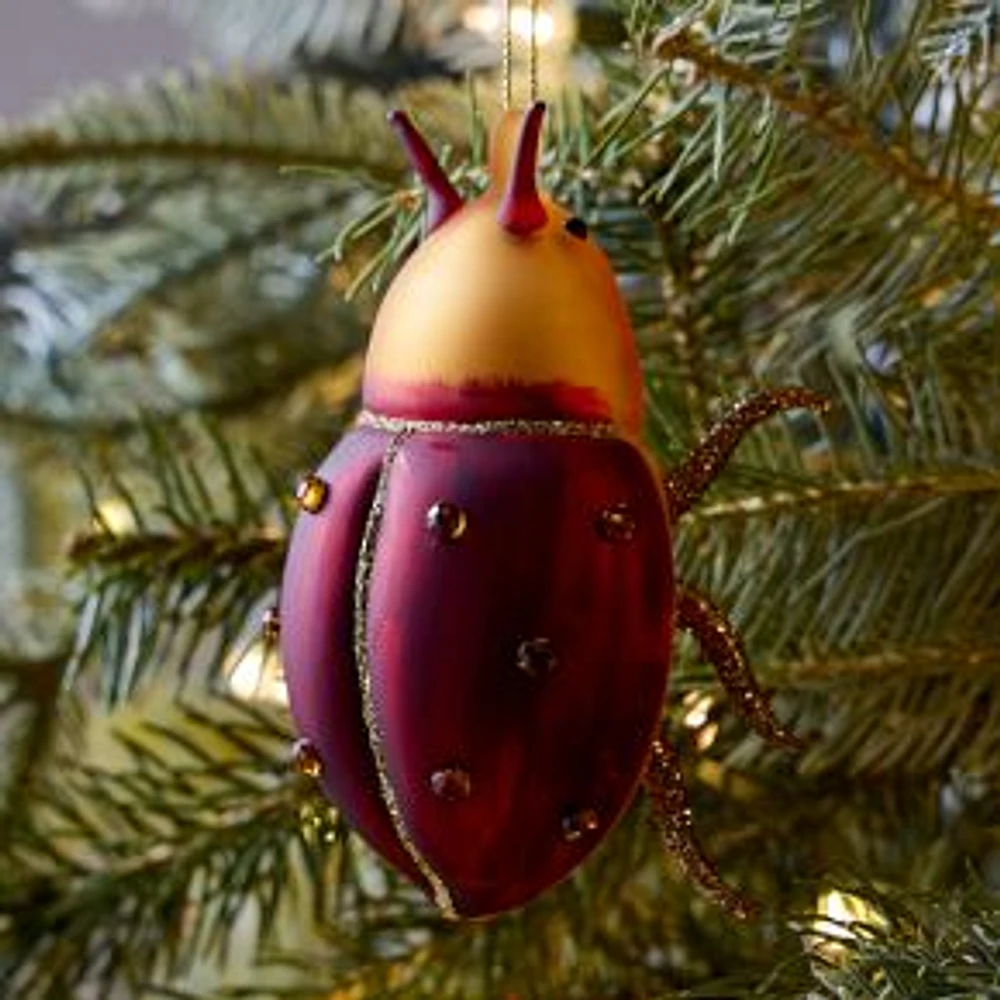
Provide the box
[530,0,540,103]
[502,0,542,109]
[503,0,513,109]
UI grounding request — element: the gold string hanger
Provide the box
[502,0,542,109]
[530,0,540,104]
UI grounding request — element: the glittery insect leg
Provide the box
[645,738,757,919]
[664,388,829,520]
[677,588,802,750]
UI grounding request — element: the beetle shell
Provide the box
[280,422,673,918]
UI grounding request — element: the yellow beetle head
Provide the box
[363,102,644,436]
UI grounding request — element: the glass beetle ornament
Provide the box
[278,103,827,920]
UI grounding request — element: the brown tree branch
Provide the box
[771,641,1000,684]
[0,132,403,183]
[653,28,1000,234]
[686,469,1000,522]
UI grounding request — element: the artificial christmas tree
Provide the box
[1,1,998,997]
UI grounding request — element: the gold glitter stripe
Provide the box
[357,410,617,439]
[353,431,458,919]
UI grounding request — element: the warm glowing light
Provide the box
[682,691,713,729]
[514,6,556,46]
[94,497,135,534]
[695,721,719,751]
[463,3,558,47]
[818,889,861,939]
[225,639,288,706]
[810,888,886,957]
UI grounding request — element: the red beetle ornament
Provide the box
[278,103,827,920]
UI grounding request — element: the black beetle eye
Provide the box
[564,216,589,240]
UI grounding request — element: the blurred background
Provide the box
[0,2,188,116]
[1,0,182,674]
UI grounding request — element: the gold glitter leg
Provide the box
[664,388,829,520]
[677,588,802,750]
[645,738,757,919]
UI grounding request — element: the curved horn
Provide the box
[388,110,464,236]
[497,102,548,236]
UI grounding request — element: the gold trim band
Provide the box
[353,430,458,919]
[357,410,617,439]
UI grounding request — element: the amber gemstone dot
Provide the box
[426,501,468,542]
[262,606,281,641]
[296,474,329,514]
[562,808,600,842]
[292,738,323,778]
[517,637,558,678]
[430,767,472,801]
[596,503,637,543]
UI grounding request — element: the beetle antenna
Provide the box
[388,110,464,236]
[497,101,548,236]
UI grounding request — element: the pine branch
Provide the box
[142,807,728,999]
[0,654,66,845]
[763,642,1000,777]
[772,638,1000,683]
[804,888,1000,999]
[654,352,999,779]
[676,465,1000,665]
[0,72,405,182]
[655,219,713,424]
[0,698,340,1000]
[651,26,1000,235]
[98,0,495,82]
[917,0,995,79]
[0,178,367,428]
[0,132,401,181]
[0,73,478,427]
[4,688,987,999]
[600,2,1000,401]
[134,778,1000,999]
[670,889,1000,999]
[682,641,1000,782]
[691,468,1000,520]
[67,423,289,704]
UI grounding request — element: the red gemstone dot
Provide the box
[596,503,636,543]
[516,638,558,678]
[430,767,472,801]
[562,808,600,841]
[296,474,329,514]
[426,501,468,542]
[292,738,323,778]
